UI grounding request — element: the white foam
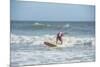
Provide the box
[11,34,95,47]
[33,22,43,25]
[63,24,70,28]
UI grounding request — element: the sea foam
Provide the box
[11,34,95,47]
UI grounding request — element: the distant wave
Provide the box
[33,22,44,26]
[32,22,70,29]
[33,22,51,26]
[63,24,70,28]
[11,34,95,47]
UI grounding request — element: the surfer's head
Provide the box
[59,32,63,34]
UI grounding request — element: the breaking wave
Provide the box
[33,22,51,27]
[33,22,44,26]
[11,34,95,47]
[32,22,70,29]
[63,24,70,28]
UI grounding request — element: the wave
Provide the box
[11,34,95,47]
[33,22,51,27]
[63,24,70,28]
[32,22,70,29]
[33,22,44,26]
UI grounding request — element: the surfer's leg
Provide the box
[60,40,62,44]
[56,37,58,44]
[59,38,63,44]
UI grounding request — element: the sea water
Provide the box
[10,21,95,67]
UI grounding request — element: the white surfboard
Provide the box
[44,41,63,47]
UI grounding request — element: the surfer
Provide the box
[56,32,64,44]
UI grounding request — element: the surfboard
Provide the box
[44,41,64,47]
[44,42,58,47]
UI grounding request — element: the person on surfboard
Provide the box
[56,32,64,44]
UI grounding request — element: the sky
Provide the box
[11,0,95,21]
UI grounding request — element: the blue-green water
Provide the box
[10,21,95,67]
[11,21,95,36]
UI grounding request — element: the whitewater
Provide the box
[11,34,95,47]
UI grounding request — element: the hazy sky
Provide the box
[11,0,95,21]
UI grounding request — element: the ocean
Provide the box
[10,21,95,67]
